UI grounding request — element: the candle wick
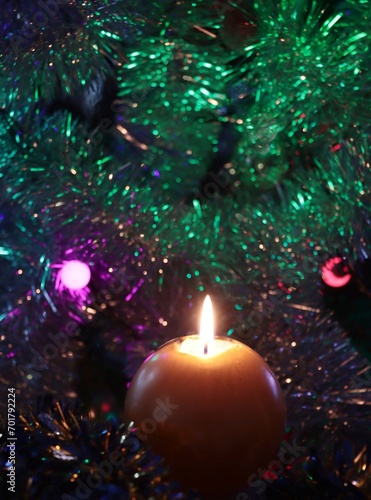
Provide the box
[204,343,208,355]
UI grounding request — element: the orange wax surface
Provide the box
[124,336,286,498]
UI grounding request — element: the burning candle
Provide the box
[124,296,286,498]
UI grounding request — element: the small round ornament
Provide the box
[58,260,91,291]
[322,257,351,288]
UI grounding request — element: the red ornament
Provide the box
[322,257,351,288]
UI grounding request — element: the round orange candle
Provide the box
[124,296,286,498]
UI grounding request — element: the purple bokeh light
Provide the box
[59,260,91,291]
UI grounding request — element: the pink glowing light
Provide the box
[59,260,91,290]
[322,257,351,288]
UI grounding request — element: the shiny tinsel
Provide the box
[0,397,188,499]
[116,36,228,198]
[1,0,371,498]
[227,0,370,190]
[0,1,167,119]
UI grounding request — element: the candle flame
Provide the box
[199,295,214,356]
[179,295,233,357]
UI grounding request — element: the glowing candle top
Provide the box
[179,295,233,357]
